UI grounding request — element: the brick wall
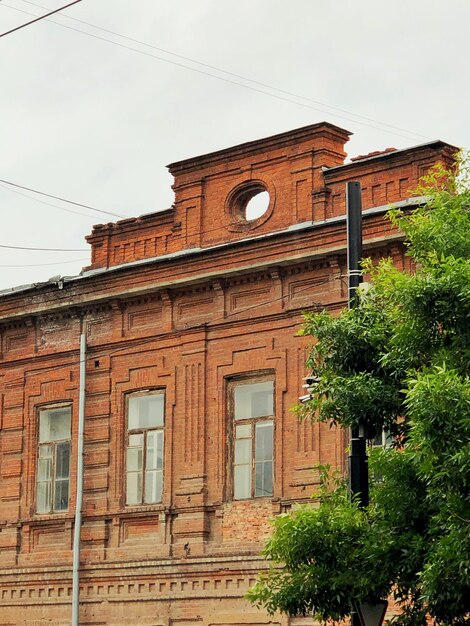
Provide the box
[0,123,457,625]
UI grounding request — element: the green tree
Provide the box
[248,160,470,625]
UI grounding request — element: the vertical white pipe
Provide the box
[72,332,86,626]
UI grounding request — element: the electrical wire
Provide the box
[0,4,438,256]
[0,185,380,256]
[1,155,409,257]
[0,258,87,267]
[0,243,87,251]
[15,0,432,142]
[0,207,346,256]
[1,2,428,142]
[0,200,314,254]
[0,177,124,219]
[0,0,82,37]
[0,182,105,220]
[0,168,358,254]
[1,1,415,259]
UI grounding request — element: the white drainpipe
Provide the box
[72,331,86,626]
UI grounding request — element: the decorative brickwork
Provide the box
[0,123,457,625]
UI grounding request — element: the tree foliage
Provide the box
[248,160,470,625]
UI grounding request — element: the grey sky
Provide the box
[1,0,468,291]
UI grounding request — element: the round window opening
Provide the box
[245,190,270,221]
[231,183,270,223]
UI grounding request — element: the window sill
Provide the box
[232,495,274,502]
[29,511,74,523]
[123,503,166,513]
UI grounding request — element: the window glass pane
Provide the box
[146,395,164,427]
[156,431,163,470]
[39,444,53,459]
[255,421,273,462]
[255,460,273,497]
[146,431,164,470]
[234,464,251,500]
[39,414,49,443]
[236,424,251,438]
[128,433,143,448]
[234,381,273,420]
[235,438,252,465]
[55,442,70,479]
[54,478,69,511]
[371,429,393,448]
[372,431,383,447]
[145,470,162,503]
[126,472,142,504]
[127,446,143,472]
[383,430,393,447]
[128,394,164,430]
[37,481,51,513]
[128,397,142,429]
[146,430,163,470]
[155,431,163,470]
[38,457,52,481]
[146,431,156,469]
[39,407,71,442]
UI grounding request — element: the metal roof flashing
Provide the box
[327,140,457,172]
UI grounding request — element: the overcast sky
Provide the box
[0,0,468,291]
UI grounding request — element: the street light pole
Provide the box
[346,181,369,626]
[346,181,368,506]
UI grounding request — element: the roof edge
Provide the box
[0,196,425,305]
[167,122,352,174]
[326,140,460,173]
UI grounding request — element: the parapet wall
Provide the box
[84,122,456,272]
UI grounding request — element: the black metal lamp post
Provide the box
[301,182,387,625]
[346,181,369,511]
[347,182,376,626]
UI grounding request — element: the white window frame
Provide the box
[125,390,165,506]
[370,428,393,448]
[229,376,275,500]
[36,404,72,514]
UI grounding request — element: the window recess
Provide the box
[36,406,71,514]
[126,392,165,505]
[230,379,274,500]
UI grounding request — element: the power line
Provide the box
[0,177,124,219]
[0,182,104,220]
[0,0,82,37]
[0,213,322,255]
[1,2,428,142]
[0,190,381,256]
[15,0,432,142]
[0,211,328,256]
[0,243,87,251]
[0,258,87,267]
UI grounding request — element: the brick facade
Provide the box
[0,123,457,625]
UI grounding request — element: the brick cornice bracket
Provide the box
[211,280,226,318]
[312,185,332,222]
[160,289,173,332]
[268,268,283,310]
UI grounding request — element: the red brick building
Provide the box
[0,123,456,626]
